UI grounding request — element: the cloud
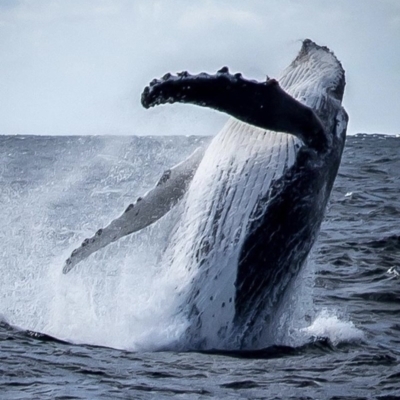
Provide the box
[179,3,263,31]
[0,0,399,135]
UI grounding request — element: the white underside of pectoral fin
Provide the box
[63,145,207,274]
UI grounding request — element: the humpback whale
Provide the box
[63,40,348,349]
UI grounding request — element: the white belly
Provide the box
[164,119,299,348]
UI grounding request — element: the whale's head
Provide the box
[280,39,347,143]
[286,39,346,102]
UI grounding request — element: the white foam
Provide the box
[0,137,193,351]
[300,309,364,345]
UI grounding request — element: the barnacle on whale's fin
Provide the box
[141,63,328,152]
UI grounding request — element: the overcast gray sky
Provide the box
[0,0,399,136]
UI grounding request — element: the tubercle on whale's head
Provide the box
[290,39,346,103]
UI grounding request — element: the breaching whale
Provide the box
[63,40,348,349]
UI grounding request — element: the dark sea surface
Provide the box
[0,134,400,399]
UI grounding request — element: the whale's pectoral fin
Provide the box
[142,69,328,151]
[63,146,206,274]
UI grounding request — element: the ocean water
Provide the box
[0,134,399,399]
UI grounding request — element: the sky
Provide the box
[0,0,399,136]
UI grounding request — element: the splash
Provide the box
[300,309,364,346]
[0,136,357,351]
[0,136,202,351]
